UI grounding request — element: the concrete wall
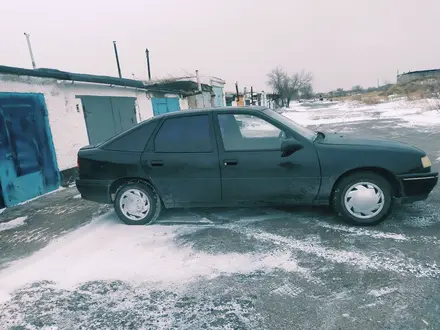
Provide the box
[0,74,155,171]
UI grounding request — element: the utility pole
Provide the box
[113,41,122,78]
[250,86,254,105]
[235,82,239,102]
[24,33,36,69]
[145,48,151,80]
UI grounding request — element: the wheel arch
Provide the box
[331,167,401,202]
[109,177,162,203]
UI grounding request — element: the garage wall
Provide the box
[180,97,189,110]
[0,74,155,170]
[187,91,213,109]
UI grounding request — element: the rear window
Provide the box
[102,120,158,152]
[154,115,212,153]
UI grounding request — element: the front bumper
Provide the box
[397,172,439,204]
[76,179,113,204]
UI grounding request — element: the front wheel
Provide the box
[114,182,162,225]
[332,172,393,226]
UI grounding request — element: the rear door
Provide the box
[141,113,221,206]
[214,111,321,204]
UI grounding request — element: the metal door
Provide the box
[81,96,138,145]
[212,86,224,107]
[0,93,59,207]
[152,97,180,116]
[110,97,137,132]
[81,96,115,145]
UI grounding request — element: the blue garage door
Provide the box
[152,98,180,116]
[0,93,60,208]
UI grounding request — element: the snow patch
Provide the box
[233,228,440,278]
[0,216,28,233]
[281,99,440,128]
[270,284,303,297]
[0,212,307,303]
[318,223,408,241]
[73,194,81,199]
[368,287,397,297]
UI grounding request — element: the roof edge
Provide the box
[0,65,185,95]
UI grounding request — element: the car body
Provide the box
[76,106,438,226]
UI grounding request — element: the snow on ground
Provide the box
[0,212,307,304]
[282,99,440,128]
[0,216,27,233]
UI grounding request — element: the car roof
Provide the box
[153,106,269,119]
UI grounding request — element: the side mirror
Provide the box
[281,138,303,157]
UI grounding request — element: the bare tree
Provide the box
[267,67,288,107]
[267,67,313,107]
[300,83,314,99]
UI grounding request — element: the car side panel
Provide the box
[78,149,145,180]
[314,144,428,203]
[76,148,147,203]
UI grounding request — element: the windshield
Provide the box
[264,109,317,141]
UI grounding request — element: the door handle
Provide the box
[224,159,238,166]
[150,160,164,167]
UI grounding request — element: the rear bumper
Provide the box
[76,179,112,204]
[397,172,438,204]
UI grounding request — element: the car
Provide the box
[76,106,438,226]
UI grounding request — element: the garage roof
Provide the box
[0,65,188,95]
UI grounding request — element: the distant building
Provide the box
[397,68,440,84]
[147,75,226,109]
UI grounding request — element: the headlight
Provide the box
[421,156,432,168]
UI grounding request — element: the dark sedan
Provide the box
[76,106,438,226]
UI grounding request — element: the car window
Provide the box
[217,114,286,151]
[154,115,213,153]
[103,120,158,152]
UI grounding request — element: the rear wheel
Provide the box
[114,182,162,225]
[332,172,393,226]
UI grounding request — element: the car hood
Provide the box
[317,133,424,153]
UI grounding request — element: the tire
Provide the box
[332,172,393,226]
[114,181,162,225]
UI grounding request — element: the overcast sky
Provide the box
[1,0,439,93]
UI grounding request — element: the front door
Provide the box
[214,112,321,204]
[141,113,221,206]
